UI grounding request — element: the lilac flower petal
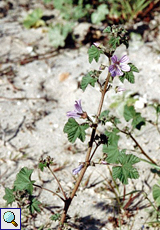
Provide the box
[74,100,83,113]
[108,64,115,72]
[93,42,100,47]
[111,55,118,64]
[72,164,83,175]
[120,55,129,63]
[101,161,108,165]
[111,72,117,77]
[109,65,117,77]
[120,63,130,72]
[67,111,81,118]
[116,68,123,76]
[109,54,130,77]
[116,86,125,93]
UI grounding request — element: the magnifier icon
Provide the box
[3,211,18,227]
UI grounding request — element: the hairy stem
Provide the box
[33,184,64,201]
[58,60,111,229]
[128,132,157,165]
[114,125,157,165]
[48,165,67,200]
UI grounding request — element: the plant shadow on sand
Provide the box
[68,215,106,230]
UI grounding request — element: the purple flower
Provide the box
[109,55,130,77]
[115,86,126,93]
[67,100,83,118]
[72,164,83,175]
[93,42,100,48]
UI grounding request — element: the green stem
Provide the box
[107,166,122,208]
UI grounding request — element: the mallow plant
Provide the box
[3,25,160,229]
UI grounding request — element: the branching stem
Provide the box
[33,184,64,201]
[113,124,157,165]
[47,165,67,200]
[58,59,111,229]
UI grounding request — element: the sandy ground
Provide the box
[0,1,160,229]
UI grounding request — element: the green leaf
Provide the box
[104,129,120,145]
[3,188,15,205]
[112,154,140,184]
[38,162,47,172]
[112,165,139,184]
[124,105,136,122]
[72,5,87,20]
[38,226,44,230]
[49,23,72,48]
[63,118,89,143]
[23,9,44,29]
[88,45,103,63]
[122,71,135,84]
[112,117,121,125]
[105,144,120,163]
[80,71,99,91]
[28,197,41,214]
[123,105,145,130]
[153,184,160,206]
[119,63,139,84]
[14,167,35,195]
[156,104,160,113]
[103,129,120,163]
[99,110,110,119]
[91,4,109,24]
[119,154,140,165]
[103,26,111,33]
[130,63,139,73]
[43,0,52,3]
[132,114,145,130]
[50,213,61,221]
[109,37,120,49]
[53,0,72,10]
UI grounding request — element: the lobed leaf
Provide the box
[112,153,140,184]
[103,26,111,33]
[3,188,15,205]
[130,63,139,73]
[49,23,72,48]
[123,105,136,122]
[63,118,89,143]
[23,9,44,29]
[119,63,139,84]
[153,184,160,206]
[14,167,35,195]
[28,197,41,214]
[88,45,103,63]
[105,144,120,164]
[50,213,61,221]
[119,71,134,84]
[104,129,120,145]
[109,37,120,49]
[99,110,110,124]
[103,129,120,163]
[124,105,145,130]
[119,154,140,165]
[38,162,48,172]
[91,4,109,24]
[80,71,99,91]
[113,164,139,184]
